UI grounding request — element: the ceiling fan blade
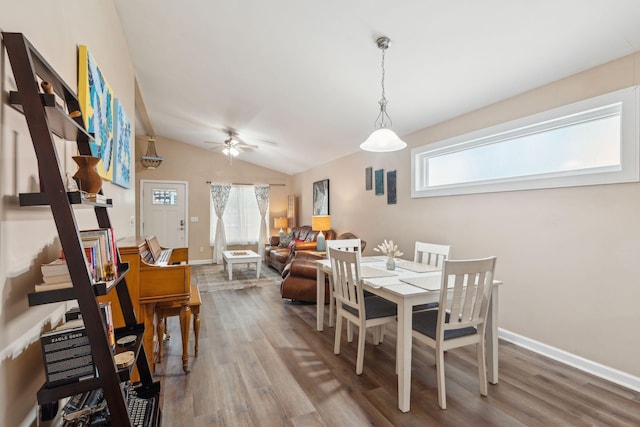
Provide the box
[236,143,258,150]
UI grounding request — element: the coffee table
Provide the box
[222,250,262,280]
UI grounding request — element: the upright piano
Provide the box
[99,236,191,374]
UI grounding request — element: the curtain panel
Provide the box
[254,184,270,258]
[210,183,231,264]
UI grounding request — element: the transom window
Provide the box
[412,86,639,198]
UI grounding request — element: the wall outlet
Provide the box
[199,246,204,252]
[191,216,199,222]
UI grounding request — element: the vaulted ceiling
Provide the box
[114,0,640,175]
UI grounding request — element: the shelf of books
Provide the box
[28,262,129,306]
[3,31,159,425]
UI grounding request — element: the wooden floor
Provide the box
[155,282,640,426]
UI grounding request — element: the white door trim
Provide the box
[140,179,189,246]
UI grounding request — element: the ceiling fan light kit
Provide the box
[206,129,258,165]
[360,36,407,153]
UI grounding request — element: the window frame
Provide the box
[411,86,640,198]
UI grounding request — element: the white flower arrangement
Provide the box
[373,239,403,259]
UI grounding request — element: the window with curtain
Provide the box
[210,185,267,245]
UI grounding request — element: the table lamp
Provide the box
[274,217,288,240]
[312,215,331,252]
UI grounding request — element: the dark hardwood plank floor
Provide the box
[155,278,640,426]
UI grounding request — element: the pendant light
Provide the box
[360,36,407,152]
[140,136,163,169]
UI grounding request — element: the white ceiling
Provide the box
[113,0,640,176]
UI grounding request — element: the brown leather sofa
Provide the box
[265,225,336,273]
[280,233,366,303]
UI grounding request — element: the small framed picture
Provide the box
[365,167,373,190]
[312,179,330,215]
[387,170,397,204]
[375,169,384,195]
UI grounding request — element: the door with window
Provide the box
[141,180,188,248]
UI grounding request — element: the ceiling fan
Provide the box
[205,129,258,164]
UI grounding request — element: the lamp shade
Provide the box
[360,128,407,152]
[274,217,288,229]
[312,215,331,231]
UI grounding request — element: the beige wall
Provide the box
[0,1,136,425]
[293,52,640,380]
[134,135,293,261]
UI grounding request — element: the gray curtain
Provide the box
[210,183,231,264]
[254,184,270,259]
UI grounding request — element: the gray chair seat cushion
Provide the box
[344,295,397,319]
[412,310,477,340]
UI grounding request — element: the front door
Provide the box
[141,180,188,248]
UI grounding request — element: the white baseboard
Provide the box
[499,328,640,392]
[189,259,214,265]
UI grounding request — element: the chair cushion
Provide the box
[412,310,477,340]
[412,302,439,311]
[343,296,397,320]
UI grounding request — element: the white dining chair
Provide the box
[330,247,397,375]
[325,238,362,329]
[414,241,450,267]
[411,256,497,409]
[412,242,451,312]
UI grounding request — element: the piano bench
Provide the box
[156,284,202,367]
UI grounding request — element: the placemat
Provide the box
[396,260,442,273]
[360,266,398,278]
[400,275,442,291]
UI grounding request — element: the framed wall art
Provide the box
[112,99,131,188]
[365,167,373,190]
[387,170,397,204]
[312,179,330,215]
[375,169,384,195]
[78,45,114,181]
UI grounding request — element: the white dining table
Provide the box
[315,256,502,413]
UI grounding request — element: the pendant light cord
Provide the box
[375,43,392,129]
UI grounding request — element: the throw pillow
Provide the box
[279,232,293,248]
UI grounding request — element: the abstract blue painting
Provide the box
[112,99,131,188]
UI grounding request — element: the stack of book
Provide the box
[81,192,107,204]
[80,228,118,282]
[35,259,72,292]
[35,228,118,292]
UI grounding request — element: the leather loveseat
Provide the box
[280,232,366,303]
[265,225,336,273]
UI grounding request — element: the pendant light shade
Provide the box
[360,36,406,152]
[361,128,406,152]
